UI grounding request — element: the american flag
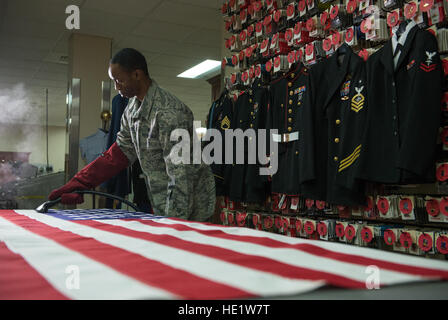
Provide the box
[1,209,448,300]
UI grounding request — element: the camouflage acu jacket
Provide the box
[116,80,216,221]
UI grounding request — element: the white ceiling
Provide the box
[0,0,223,126]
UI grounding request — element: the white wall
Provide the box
[0,123,66,172]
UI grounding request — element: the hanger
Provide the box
[338,43,349,55]
[336,43,349,65]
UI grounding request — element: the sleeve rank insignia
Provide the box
[420,51,436,72]
[220,115,231,130]
[338,145,362,172]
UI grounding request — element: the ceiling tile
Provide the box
[1,15,65,39]
[82,0,163,18]
[150,54,204,70]
[75,9,136,40]
[182,29,221,48]
[4,0,83,25]
[113,37,179,57]
[148,64,184,78]
[168,0,222,9]
[124,41,220,61]
[131,19,199,41]
[171,43,221,60]
[148,1,221,31]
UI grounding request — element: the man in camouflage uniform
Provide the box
[49,48,216,222]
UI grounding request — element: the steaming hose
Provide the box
[36,190,140,213]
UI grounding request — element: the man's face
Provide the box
[108,63,139,98]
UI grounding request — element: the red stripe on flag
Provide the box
[0,241,68,300]
[77,220,365,288]
[1,210,251,299]
[143,219,448,280]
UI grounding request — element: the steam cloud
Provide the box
[0,83,44,185]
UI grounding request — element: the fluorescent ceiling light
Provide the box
[177,59,221,79]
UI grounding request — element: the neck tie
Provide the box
[394,43,403,57]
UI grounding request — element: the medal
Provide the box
[399,198,413,215]
[436,235,448,254]
[384,229,396,245]
[335,223,345,238]
[400,232,413,249]
[351,86,364,112]
[426,198,440,217]
[295,219,303,232]
[345,225,356,241]
[361,227,373,243]
[317,222,328,237]
[418,233,433,252]
[304,221,315,235]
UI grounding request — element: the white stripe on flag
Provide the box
[156,218,448,273]
[98,219,431,286]
[15,210,324,298]
[0,215,177,300]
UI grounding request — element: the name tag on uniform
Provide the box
[272,132,300,142]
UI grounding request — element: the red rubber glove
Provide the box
[49,142,130,205]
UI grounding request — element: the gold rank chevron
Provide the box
[351,95,364,112]
[351,86,364,113]
[338,145,361,172]
[221,115,231,130]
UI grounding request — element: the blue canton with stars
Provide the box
[43,209,165,221]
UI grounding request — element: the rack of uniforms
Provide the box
[208,0,448,258]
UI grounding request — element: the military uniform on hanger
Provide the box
[299,44,368,206]
[205,91,234,196]
[228,78,270,203]
[267,63,309,196]
[361,21,444,184]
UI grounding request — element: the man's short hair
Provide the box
[111,48,149,77]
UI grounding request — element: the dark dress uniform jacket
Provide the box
[105,95,151,211]
[228,79,270,203]
[105,95,131,201]
[361,24,443,184]
[299,44,367,206]
[267,63,308,195]
[205,91,234,196]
